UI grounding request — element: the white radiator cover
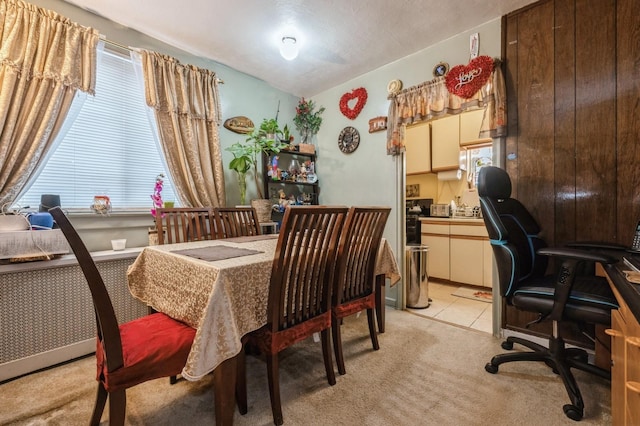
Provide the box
[0,256,148,382]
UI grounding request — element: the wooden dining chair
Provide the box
[237,205,348,425]
[155,207,219,244]
[49,207,196,426]
[215,206,261,238]
[332,206,390,375]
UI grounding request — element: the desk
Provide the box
[127,235,399,425]
[603,261,640,425]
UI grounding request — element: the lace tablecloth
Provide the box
[127,236,399,380]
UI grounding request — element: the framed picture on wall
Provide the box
[406,184,420,198]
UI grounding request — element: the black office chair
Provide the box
[477,166,619,421]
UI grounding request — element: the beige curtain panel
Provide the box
[0,0,99,208]
[140,50,225,209]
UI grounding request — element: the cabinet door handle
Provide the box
[626,381,640,394]
[604,328,622,337]
[626,336,640,348]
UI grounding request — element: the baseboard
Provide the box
[0,339,94,383]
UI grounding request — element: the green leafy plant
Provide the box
[226,120,283,201]
[258,118,282,139]
[281,124,291,142]
[293,98,325,142]
[227,154,251,204]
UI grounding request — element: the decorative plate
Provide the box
[433,61,450,78]
[223,116,255,134]
[338,126,360,154]
[386,79,403,95]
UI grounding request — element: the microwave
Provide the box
[430,204,451,217]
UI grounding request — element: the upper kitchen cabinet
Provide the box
[405,121,431,175]
[430,115,460,172]
[459,109,492,146]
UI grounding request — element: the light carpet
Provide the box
[0,309,610,425]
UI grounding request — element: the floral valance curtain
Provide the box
[0,0,99,208]
[139,50,225,208]
[386,58,506,156]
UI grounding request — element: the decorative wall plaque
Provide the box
[368,116,387,133]
[223,116,255,134]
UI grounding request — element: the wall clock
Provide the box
[338,126,360,154]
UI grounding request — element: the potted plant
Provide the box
[281,124,293,144]
[258,118,282,140]
[293,98,325,145]
[226,119,283,215]
[227,152,251,205]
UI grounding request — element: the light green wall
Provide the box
[311,19,502,306]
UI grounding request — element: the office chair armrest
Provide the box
[538,247,616,322]
[565,241,627,251]
[537,247,618,265]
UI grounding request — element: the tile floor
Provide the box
[407,281,493,334]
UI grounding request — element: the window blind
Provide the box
[18,48,177,211]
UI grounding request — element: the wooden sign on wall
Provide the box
[368,116,387,133]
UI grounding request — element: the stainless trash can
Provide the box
[405,245,429,308]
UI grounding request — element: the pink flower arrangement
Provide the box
[150,173,164,217]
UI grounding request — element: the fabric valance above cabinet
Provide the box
[386,58,506,156]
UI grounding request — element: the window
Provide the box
[18,47,176,211]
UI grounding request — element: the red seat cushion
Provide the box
[333,293,375,319]
[96,312,196,392]
[249,311,331,354]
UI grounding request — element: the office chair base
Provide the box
[485,335,610,422]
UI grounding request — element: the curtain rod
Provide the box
[103,38,224,84]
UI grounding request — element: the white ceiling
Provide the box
[62,0,533,98]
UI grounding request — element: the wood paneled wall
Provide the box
[502,0,640,340]
[504,0,639,248]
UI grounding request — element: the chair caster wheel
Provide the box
[501,340,514,350]
[485,363,498,374]
[563,404,583,421]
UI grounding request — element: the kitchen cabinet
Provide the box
[421,221,449,280]
[405,122,431,175]
[482,240,494,287]
[450,224,487,286]
[421,219,493,288]
[430,115,459,172]
[459,109,492,146]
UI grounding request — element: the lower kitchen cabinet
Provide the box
[450,236,484,286]
[421,219,493,288]
[421,222,450,281]
[482,240,494,287]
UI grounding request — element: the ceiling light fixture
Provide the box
[279,36,298,61]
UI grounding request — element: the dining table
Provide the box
[127,233,400,425]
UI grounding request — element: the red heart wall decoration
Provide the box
[445,56,494,99]
[339,87,368,120]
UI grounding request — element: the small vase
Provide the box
[300,128,311,145]
[238,177,247,205]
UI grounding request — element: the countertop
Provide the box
[420,216,485,224]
